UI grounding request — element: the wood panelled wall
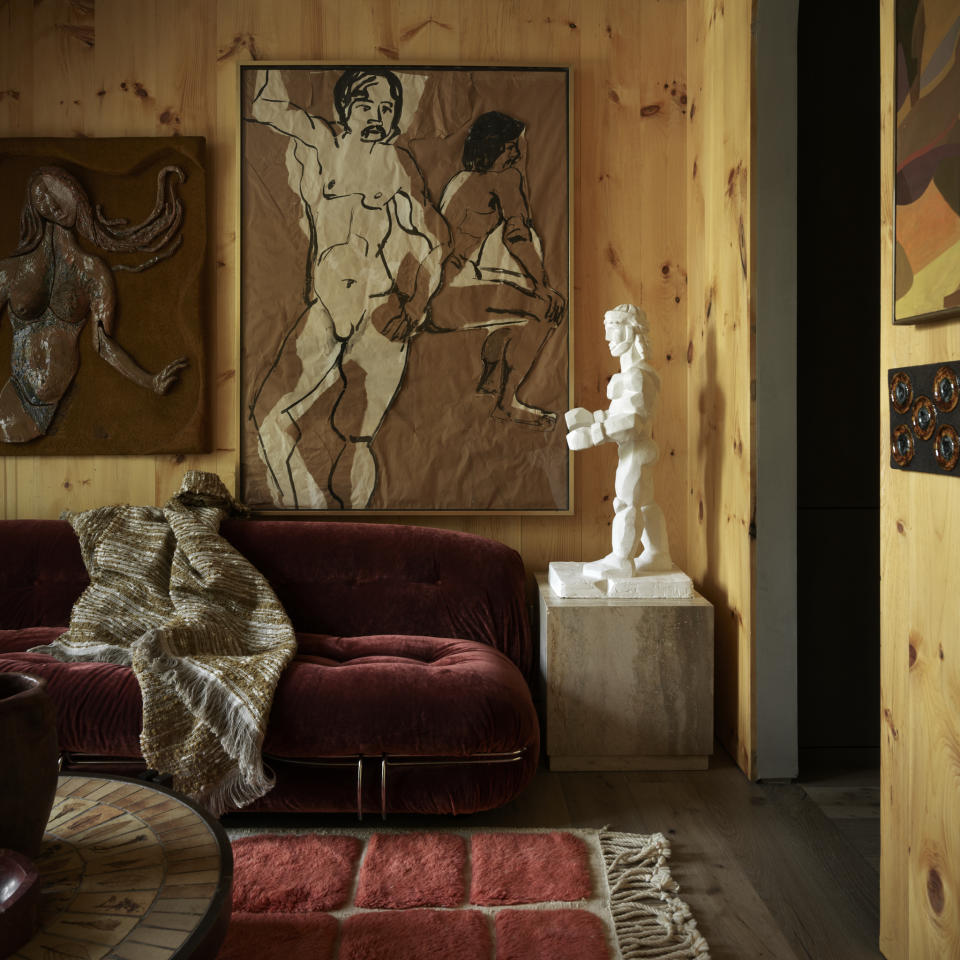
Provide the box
[0,0,688,563]
[0,0,759,779]
[879,0,960,955]
[686,0,756,778]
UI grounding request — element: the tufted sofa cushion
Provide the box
[0,632,537,762]
[265,634,537,758]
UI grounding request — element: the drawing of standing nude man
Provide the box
[247,68,450,509]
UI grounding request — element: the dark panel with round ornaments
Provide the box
[889,362,960,475]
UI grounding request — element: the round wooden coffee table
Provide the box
[10,773,233,960]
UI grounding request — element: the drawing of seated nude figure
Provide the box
[426,111,565,428]
[248,68,450,509]
[0,165,188,443]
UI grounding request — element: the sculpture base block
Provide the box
[537,574,714,769]
[548,560,694,599]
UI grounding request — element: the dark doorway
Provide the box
[797,4,881,753]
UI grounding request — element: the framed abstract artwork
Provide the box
[0,138,207,453]
[894,0,960,324]
[238,63,571,512]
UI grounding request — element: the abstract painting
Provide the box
[895,0,960,323]
[239,64,571,512]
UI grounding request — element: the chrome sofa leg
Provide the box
[381,756,388,821]
[356,756,363,822]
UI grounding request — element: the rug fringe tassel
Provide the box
[600,830,711,960]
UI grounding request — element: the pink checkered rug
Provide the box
[218,828,710,959]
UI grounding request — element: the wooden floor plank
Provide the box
[557,769,800,960]
[626,778,802,960]
[688,760,881,960]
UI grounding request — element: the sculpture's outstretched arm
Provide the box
[565,406,615,449]
[89,260,188,394]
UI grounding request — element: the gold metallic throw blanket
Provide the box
[31,472,297,816]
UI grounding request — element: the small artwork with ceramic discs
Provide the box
[889,360,960,474]
[0,137,207,455]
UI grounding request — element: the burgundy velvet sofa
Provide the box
[0,518,539,817]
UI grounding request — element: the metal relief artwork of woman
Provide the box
[241,66,570,512]
[0,166,186,441]
[0,139,207,455]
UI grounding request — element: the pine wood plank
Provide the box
[0,0,33,138]
[213,0,256,497]
[151,0,221,500]
[685,0,756,779]
[637,0,689,573]
[907,577,960,959]
[395,0,451,61]
[879,0,960,955]
[878,4,907,956]
[572,2,629,567]
[0,0,34,520]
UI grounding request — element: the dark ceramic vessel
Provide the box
[0,674,59,858]
[0,849,41,956]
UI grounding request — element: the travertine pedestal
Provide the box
[548,560,694,599]
[537,573,714,771]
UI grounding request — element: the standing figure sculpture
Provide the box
[0,165,189,443]
[429,111,565,428]
[247,68,450,509]
[565,303,672,579]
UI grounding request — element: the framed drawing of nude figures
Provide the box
[239,64,571,512]
[0,138,207,454]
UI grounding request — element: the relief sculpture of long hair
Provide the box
[15,165,186,272]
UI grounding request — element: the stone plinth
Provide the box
[537,573,714,771]
[548,561,694,599]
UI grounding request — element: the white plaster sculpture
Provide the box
[549,303,692,599]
